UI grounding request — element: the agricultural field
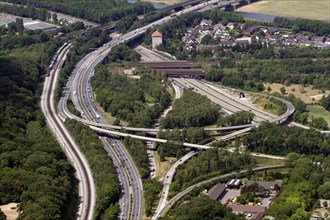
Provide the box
[264,83,330,104]
[237,0,330,21]
[307,105,330,127]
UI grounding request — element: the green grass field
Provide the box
[237,0,330,21]
[307,105,330,126]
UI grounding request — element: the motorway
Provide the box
[63,62,143,219]
[41,43,95,220]
[53,0,327,219]
[156,165,288,218]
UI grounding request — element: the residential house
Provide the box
[208,183,226,201]
[228,205,266,220]
[200,19,213,28]
[244,25,260,36]
[227,22,235,30]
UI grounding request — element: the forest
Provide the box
[163,196,244,220]
[92,64,171,127]
[65,120,120,220]
[0,0,154,24]
[268,155,330,219]
[0,35,76,219]
[160,90,220,129]
[243,122,330,156]
[203,55,330,91]
[169,148,254,198]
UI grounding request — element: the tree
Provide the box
[15,18,24,34]
[205,66,224,82]
[312,117,328,130]
[52,13,58,23]
[319,182,330,199]
[201,34,214,45]
[166,196,244,220]
[113,118,120,126]
[323,201,328,208]
[39,32,49,42]
[280,87,286,95]
[319,94,330,111]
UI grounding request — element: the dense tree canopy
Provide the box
[2,0,154,24]
[267,157,330,219]
[218,111,255,126]
[161,90,220,129]
[320,94,330,111]
[243,122,330,156]
[0,43,76,219]
[108,43,141,62]
[122,137,149,179]
[163,196,244,220]
[274,17,330,36]
[157,128,212,160]
[65,120,120,220]
[92,64,171,127]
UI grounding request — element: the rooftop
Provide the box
[208,183,226,201]
[152,31,162,37]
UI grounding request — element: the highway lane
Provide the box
[70,81,137,219]
[41,44,95,220]
[55,0,300,218]
[156,165,288,219]
[175,78,274,122]
[135,45,169,61]
[74,55,144,220]
[100,137,131,220]
[201,80,296,123]
[152,151,199,220]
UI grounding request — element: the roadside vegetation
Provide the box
[144,179,163,217]
[0,28,77,219]
[65,119,120,220]
[92,64,171,127]
[122,137,150,179]
[243,122,330,156]
[217,111,255,126]
[156,128,212,160]
[160,90,220,129]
